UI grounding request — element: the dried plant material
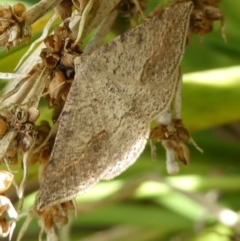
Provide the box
[0,0,71,49]
[17,200,75,241]
[0,118,8,140]
[54,0,73,21]
[47,70,68,106]
[0,132,16,162]
[150,119,191,166]
[24,0,63,27]
[14,14,58,71]
[70,0,121,40]
[0,3,29,48]
[150,0,225,40]
[39,26,80,109]
[164,145,180,174]
[0,104,40,215]
[37,2,193,210]
[4,139,18,164]
[0,72,29,80]
[73,0,95,46]
[72,0,88,12]
[150,114,203,174]
[0,170,17,239]
[0,104,39,169]
[189,0,225,39]
[0,216,10,238]
[36,201,75,230]
[0,170,13,193]
[173,0,225,39]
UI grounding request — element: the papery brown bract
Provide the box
[0,3,30,48]
[0,118,8,140]
[150,119,191,166]
[0,171,17,239]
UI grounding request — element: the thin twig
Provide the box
[25,0,62,27]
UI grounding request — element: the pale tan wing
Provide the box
[37,75,107,209]
[89,2,192,178]
[37,65,149,209]
[37,2,192,209]
[90,2,192,121]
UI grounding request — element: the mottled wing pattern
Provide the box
[37,2,192,209]
[37,62,149,209]
[84,2,192,179]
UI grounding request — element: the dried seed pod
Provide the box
[43,53,60,69]
[0,117,8,140]
[13,106,28,124]
[54,0,73,20]
[48,70,67,106]
[44,34,63,53]
[0,216,10,238]
[4,139,18,164]
[35,200,74,235]
[0,170,14,193]
[12,2,27,23]
[150,118,191,167]
[162,139,190,166]
[28,121,54,167]
[173,119,190,142]
[27,107,40,122]
[0,204,8,216]
[54,26,71,40]
[149,124,167,141]
[0,3,30,48]
[17,123,37,152]
[7,24,21,46]
[60,52,78,68]
[0,182,17,238]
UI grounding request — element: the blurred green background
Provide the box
[1,1,240,241]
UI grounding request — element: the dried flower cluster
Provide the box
[150,0,225,39]
[0,105,38,163]
[0,170,17,238]
[40,26,82,120]
[150,119,191,173]
[0,3,30,49]
[36,200,75,233]
[189,0,225,38]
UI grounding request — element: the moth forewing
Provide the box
[37,2,193,210]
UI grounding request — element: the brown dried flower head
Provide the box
[0,170,17,239]
[0,3,29,48]
[150,119,191,166]
[0,105,39,164]
[0,117,8,140]
[177,0,225,38]
[41,26,81,109]
[35,201,75,234]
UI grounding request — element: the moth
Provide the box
[37,2,193,210]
